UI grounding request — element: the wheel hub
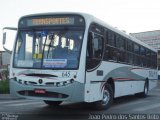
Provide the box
[102,89,110,105]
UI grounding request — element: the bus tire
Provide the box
[136,81,149,97]
[94,84,113,110]
[44,101,62,106]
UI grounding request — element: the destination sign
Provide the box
[19,15,85,28]
[27,17,75,26]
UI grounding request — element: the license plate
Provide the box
[34,89,46,94]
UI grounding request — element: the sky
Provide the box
[0,0,160,50]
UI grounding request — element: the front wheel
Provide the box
[94,84,113,110]
[44,101,62,106]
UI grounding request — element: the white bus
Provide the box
[2,12,157,110]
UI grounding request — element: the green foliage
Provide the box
[0,69,9,80]
[0,79,9,94]
[0,69,9,94]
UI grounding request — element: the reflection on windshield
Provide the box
[14,29,83,69]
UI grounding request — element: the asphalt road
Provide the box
[0,84,160,120]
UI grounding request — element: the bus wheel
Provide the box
[142,81,149,97]
[94,84,113,110]
[44,101,62,106]
[144,81,149,96]
[136,81,149,97]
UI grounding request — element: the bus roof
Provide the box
[19,12,157,52]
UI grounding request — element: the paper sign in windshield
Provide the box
[43,59,67,68]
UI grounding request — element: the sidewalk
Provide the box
[0,94,22,100]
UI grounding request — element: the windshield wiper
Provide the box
[47,34,54,58]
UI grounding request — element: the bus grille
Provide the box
[18,90,68,98]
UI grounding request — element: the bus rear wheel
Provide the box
[136,81,149,97]
[44,101,62,106]
[94,84,113,110]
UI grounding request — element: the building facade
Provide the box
[130,30,160,50]
[0,51,11,68]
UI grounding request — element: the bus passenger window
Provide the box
[127,53,133,64]
[108,31,115,46]
[134,44,140,55]
[93,36,103,59]
[106,46,117,61]
[116,36,125,50]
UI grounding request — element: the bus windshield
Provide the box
[13,28,84,69]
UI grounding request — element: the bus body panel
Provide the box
[85,61,157,102]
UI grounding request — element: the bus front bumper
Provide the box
[9,78,85,102]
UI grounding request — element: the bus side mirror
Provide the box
[2,27,17,53]
[3,32,6,45]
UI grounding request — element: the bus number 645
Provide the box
[62,71,70,78]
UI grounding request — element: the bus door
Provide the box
[85,23,104,102]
